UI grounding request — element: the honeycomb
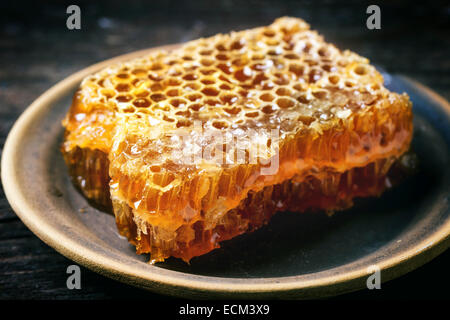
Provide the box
[61,17,413,263]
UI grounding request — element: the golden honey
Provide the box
[62,17,413,262]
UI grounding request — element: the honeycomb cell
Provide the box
[354,65,368,76]
[201,87,220,96]
[217,63,233,75]
[135,89,150,98]
[123,106,135,113]
[150,165,161,172]
[186,93,202,102]
[200,58,215,67]
[234,67,253,82]
[132,68,147,76]
[251,53,264,61]
[205,98,220,106]
[345,81,355,88]
[200,68,216,76]
[260,93,275,102]
[169,98,187,108]
[275,87,292,96]
[322,64,336,73]
[166,88,180,97]
[133,98,151,108]
[166,78,182,87]
[276,97,295,108]
[163,115,175,122]
[261,82,275,90]
[288,63,304,77]
[220,93,238,104]
[219,83,232,90]
[189,103,203,111]
[150,62,164,71]
[297,115,314,125]
[263,29,276,37]
[215,43,226,51]
[200,49,214,55]
[328,74,340,85]
[200,78,216,85]
[183,73,198,81]
[176,119,193,128]
[284,53,300,60]
[175,110,191,117]
[318,47,329,57]
[116,73,130,79]
[252,73,268,86]
[216,53,229,61]
[115,83,131,92]
[262,104,278,114]
[312,90,328,100]
[183,82,201,91]
[212,120,229,129]
[308,69,322,82]
[245,111,260,118]
[150,93,166,102]
[273,73,290,85]
[150,83,163,91]
[116,94,133,103]
[149,73,163,82]
[223,106,241,115]
[230,39,245,50]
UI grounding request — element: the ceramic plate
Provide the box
[2,46,450,298]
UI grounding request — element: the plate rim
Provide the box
[2,45,450,298]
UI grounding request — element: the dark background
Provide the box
[0,0,449,300]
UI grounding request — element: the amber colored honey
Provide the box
[61,17,413,262]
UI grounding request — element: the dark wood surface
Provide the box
[0,0,449,300]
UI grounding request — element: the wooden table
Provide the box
[0,0,449,299]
